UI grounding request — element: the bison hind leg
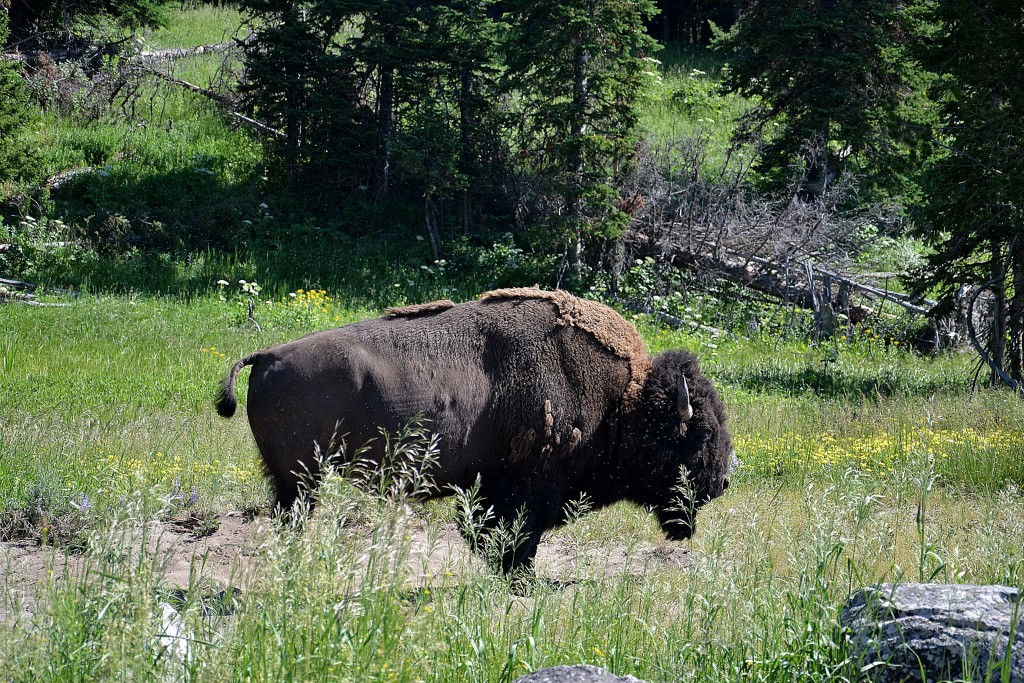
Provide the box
[272,478,302,516]
[262,460,320,523]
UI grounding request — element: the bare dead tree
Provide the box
[615,133,942,342]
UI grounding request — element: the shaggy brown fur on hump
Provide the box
[481,287,652,410]
[385,299,456,318]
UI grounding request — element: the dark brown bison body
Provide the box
[216,288,732,572]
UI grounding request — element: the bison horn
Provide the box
[677,375,693,422]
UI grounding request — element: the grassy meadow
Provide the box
[2,284,1024,682]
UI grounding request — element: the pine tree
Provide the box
[0,11,39,189]
[910,0,1024,386]
[237,1,373,191]
[416,0,503,235]
[6,0,172,50]
[716,0,933,200]
[239,0,508,241]
[504,0,658,284]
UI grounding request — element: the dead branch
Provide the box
[135,43,234,62]
[728,251,934,316]
[964,245,1022,393]
[1,42,235,65]
[0,242,74,252]
[0,291,70,307]
[137,64,284,139]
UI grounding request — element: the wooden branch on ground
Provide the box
[0,277,36,292]
[1,42,235,65]
[631,235,934,324]
[727,251,935,317]
[134,63,229,103]
[0,242,73,252]
[138,65,285,139]
[135,43,234,62]
[0,290,70,307]
[3,41,284,140]
[631,238,828,312]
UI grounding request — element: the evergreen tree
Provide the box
[0,11,39,189]
[410,0,503,235]
[504,0,658,284]
[910,0,1024,386]
[239,0,504,218]
[648,0,740,45]
[237,1,373,191]
[716,0,933,200]
[5,0,172,50]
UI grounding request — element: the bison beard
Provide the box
[216,288,733,573]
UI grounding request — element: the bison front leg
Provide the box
[467,478,561,575]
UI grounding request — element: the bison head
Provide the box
[630,350,733,540]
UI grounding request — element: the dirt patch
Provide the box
[1,511,690,619]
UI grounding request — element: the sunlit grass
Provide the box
[142,4,246,49]
[735,424,1024,482]
[2,287,1024,681]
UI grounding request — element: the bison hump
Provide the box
[385,299,457,319]
[480,287,652,410]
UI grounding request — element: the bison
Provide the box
[216,288,733,572]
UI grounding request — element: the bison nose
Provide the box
[723,478,729,492]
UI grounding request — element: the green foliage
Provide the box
[715,0,936,200]
[236,1,373,190]
[503,0,658,280]
[0,12,41,199]
[648,0,740,45]
[139,3,243,49]
[910,0,1024,383]
[237,0,505,218]
[5,0,174,50]
[237,0,659,276]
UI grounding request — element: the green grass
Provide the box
[2,288,1023,681]
[639,43,752,172]
[142,4,246,49]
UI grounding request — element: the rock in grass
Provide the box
[842,583,1024,683]
[513,665,650,683]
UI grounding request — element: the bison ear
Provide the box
[677,375,693,422]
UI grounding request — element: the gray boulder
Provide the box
[842,583,1023,683]
[512,665,650,683]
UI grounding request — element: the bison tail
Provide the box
[215,352,261,418]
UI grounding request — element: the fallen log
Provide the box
[0,277,36,292]
[726,251,935,316]
[0,242,73,252]
[1,42,235,65]
[631,236,931,324]
[136,43,235,61]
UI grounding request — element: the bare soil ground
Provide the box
[1,511,690,620]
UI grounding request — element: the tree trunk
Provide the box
[373,25,397,204]
[559,4,592,288]
[424,194,441,261]
[1008,239,1024,383]
[800,131,831,200]
[989,243,1007,388]
[458,64,475,235]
